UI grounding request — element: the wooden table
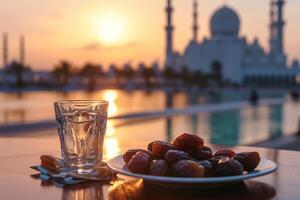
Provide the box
[0,133,299,200]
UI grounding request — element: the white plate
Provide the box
[108,155,277,187]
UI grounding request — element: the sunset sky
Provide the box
[0,0,300,70]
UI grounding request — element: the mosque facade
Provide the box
[165,0,300,85]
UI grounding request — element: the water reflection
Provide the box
[102,90,118,116]
[161,93,298,145]
[104,120,121,160]
[269,105,282,137]
[106,121,116,137]
[187,91,200,134]
[210,111,240,145]
[2,109,26,124]
[165,91,174,142]
[104,137,121,161]
[165,117,172,142]
[0,90,166,125]
[1,90,299,146]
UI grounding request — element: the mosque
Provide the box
[165,0,300,85]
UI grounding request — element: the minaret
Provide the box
[20,35,25,65]
[2,33,8,68]
[165,0,174,67]
[276,0,285,54]
[269,0,285,56]
[269,1,276,54]
[192,0,199,42]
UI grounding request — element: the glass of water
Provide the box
[54,100,108,174]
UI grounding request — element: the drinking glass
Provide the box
[54,100,108,174]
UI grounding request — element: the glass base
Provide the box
[69,168,94,175]
[64,160,102,175]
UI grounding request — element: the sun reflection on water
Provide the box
[106,120,116,136]
[103,119,120,160]
[104,137,120,160]
[102,90,118,117]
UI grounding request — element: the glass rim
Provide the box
[54,100,109,105]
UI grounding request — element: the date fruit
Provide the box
[201,146,213,152]
[193,149,213,160]
[208,156,229,168]
[165,150,189,164]
[173,133,204,151]
[40,155,63,171]
[151,141,176,158]
[172,160,204,177]
[127,152,152,174]
[198,160,213,177]
[123,149,152,163]
[215,157,243,176]
[147,141,157,151]
[214,149,236,158]
[234,152,261,171]
[149,160,169,176]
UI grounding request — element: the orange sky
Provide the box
[0,0,300,70]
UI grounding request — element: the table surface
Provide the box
[0,131,300,200]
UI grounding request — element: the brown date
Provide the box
[173,133,204,151]
[172,160,204,177]
[151,141,176,158]
[127,152,151,174]
[234,152,261,171]
[198,160,213,177]
[123,149,152,163]
[215,157,243,177]
[201,146,213,152]
[149,160,168,176]
[193,149,213,160]
[208,156,229,168]
[147,141,157,151]
[164,150,189,165]
[214,149,236,158]
[40,155,63,171]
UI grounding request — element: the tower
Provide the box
[269,1,276,53]
[192,0,199,42]
[276,0,285,54]
[2,33,8,68]
[165,0,174,67]
[269,0,285,57]
[20,35,25,65]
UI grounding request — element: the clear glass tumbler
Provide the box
[54,100,108,174]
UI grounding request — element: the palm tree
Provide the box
[163,67,177,84]
[80,63,104,90]
[80,63,103,77]
[122,63,136,81]
[141,66,155,87]
[4,61,30,87]
[52,61,73,87]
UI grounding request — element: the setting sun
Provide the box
[98,14,126,45]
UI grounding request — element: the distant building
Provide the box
[0,34,51,86]
[165,0,300,85]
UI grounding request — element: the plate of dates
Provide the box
[108,133,277,187]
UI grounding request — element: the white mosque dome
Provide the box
[210,6,240,37]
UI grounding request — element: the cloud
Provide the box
[82,42,102,51]
[81,41,138,51]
